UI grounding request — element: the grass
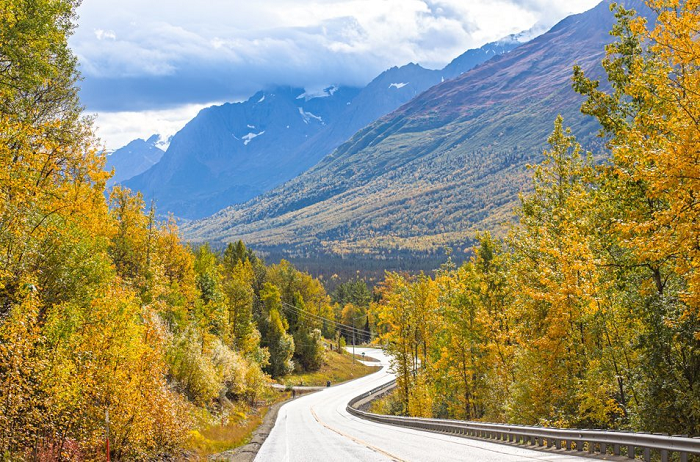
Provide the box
[350,352,380,362]
[279,348,381,387]
[187,389,290,460]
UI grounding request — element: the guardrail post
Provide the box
[348,382,700,462]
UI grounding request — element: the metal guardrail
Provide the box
[347,379,700,462]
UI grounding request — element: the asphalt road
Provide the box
[255,348,588,462]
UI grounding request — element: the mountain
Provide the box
[183,0,634,257]
[443,35,522,79]
[105,134,165,186]
[122,37,524,220]
[123,87,360,218]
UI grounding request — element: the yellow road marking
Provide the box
[310,407,407,462]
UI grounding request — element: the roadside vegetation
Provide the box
[187,388,289,459]
[371,2,700,436]
[0,2,379,458]
[279,348,381,388]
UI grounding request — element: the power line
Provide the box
[278,300,373,340]
[252,292,373,339]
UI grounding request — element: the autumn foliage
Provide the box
[0,1,338,459]
[374,1,700,435]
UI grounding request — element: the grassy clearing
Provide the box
[279,349,381,387]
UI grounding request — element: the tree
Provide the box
[573,1,700,434]
[259,284,294,377]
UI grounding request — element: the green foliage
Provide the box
[293,327,325,372]
[332,278,372,307]
[259,284,295,377]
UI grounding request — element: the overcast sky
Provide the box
[71,0,600,149]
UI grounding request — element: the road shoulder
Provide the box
[208,398,289,462]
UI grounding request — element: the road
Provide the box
[255,348,588,462]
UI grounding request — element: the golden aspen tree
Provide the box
[574,1,700,434]
[373,273,415,415]
[508,117,608,426]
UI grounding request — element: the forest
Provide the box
[0,1,375,458]
[1,0,699,459]
[372,1,700,436]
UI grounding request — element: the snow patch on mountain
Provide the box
[242,131,265,145]
[296,85,338,101]
[155,138,171,151]
[298,107,324,125]
[389,82,408,89]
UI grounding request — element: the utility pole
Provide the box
[352,328,355,364]
[351,312,367,364]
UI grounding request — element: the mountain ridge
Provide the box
[105,134,165,187]
[183,0,631,257]
[117,36,525,219]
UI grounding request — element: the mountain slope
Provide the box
[123,87,360,218]
[122,37,523,220]
[105,135,165,186]
[184,1,629,256]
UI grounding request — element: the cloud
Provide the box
[94,29,117,41]
[92,102,217,150]
[71,0,600,147]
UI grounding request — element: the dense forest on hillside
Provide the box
[372,2,700,436]
[0,2,372,459]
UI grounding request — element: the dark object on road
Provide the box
[292,389,296,399]
[326,381,331,388]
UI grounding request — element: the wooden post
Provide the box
[106,409,110,462]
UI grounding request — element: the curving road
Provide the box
[255,348,588,462]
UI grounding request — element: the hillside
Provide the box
[183,1,623,256]
[119,39,522,220]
